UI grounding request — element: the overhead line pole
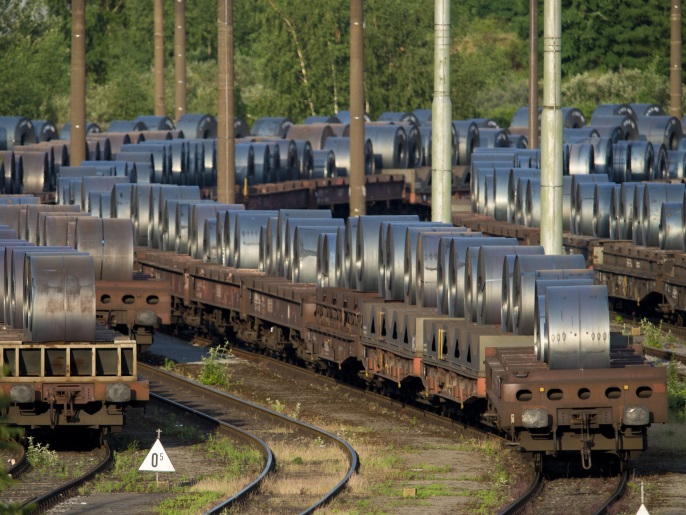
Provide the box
[217,0,236,204]
[670,0,682,119]
[528,0,539,149]
[70,0,86,167]
[174,0,187,123]
[154,0,165,117]
[349,0,366,217]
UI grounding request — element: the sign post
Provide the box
[139,429,175,487]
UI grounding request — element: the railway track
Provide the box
[138,362,359,514]
[0,441,111,513]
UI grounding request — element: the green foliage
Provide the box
[638,319,677,349]
[198,346,232,388]
[666,360,686,418]
[155,491,222,515]
[204,433,263,478]
[26,436,59,468]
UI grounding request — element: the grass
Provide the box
[197,345,233,388]
[204,434,263,479]
[155,491,222,514]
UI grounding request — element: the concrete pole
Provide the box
[70,0,86,167]
[349,0,366,217]
[154,0,165,116]
[540,0,562,254]
[217,0,236,204]
[528,0,539,148]
[431,0,452,223]
[670,0,682,119]
[174,0,187,123]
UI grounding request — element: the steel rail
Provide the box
[147,392,274,515]
[21,442,112,514]
[497,455,543,515]
[139,363,359,515]
[6,443,27,479]
[592,463,630,515]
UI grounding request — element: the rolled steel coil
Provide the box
[274,139,298,181]
[133,115,175,131]
[569,174,609,233]
[659,202,685,251]
[588,138,613,177]
[631,103,665,117]
[591,114,639,140]
[511,254,587,335]
[235,142,255,185]
[476,245,544,325]
[335,225,347,288]
[591,103,635,120]
[654,143,668,180]
[0,117,37,151]
[311,149,336,179]
[293,227,333,283]
[155,185,201,248]
[164,200,213,252]
[133,184,156,246]
[508,134,528,149]
[258,224,268,272]
[563,127,600,142]
[60,122,102,140]
[87,192,103,216]
[561,107,586,128]
[80,176,129,213]
[543,285,610,369]
[506,168,539,223]
[419,124,432,166]
[609,187,621,240]
[86,139,102,162]
[477,128,509,149]
[417,232,491,309]
[284,218,343,280]
[304,115,341,125]
[286,124,333,150]
[406,226,466,305]
[251,143,273,184]
[619,183,643,241]
[137,130,179,140]
[293,140,314,180]
[515,176,537,226]
[252,117,293,139]
[75,218,133,280]
[453,121,480,165]
[263,216,279,274]
[524,179,541,228]
[592,126,625,143]
[119,143,169,182]
[636,116,682,151]
[378,220,423,297]
[233,212,278,269]
[114,151,156,183]
[25,205,80,243]
[24,253,95,342]
[32,120,59,142]
[484,176,495,218]
[202,218,218,263]
[567,143,595,175]
[396,123,422,168]
[190,203,241,259]
[42,214,91,247]
[378,112,421,125]
[98,188,112,217]
[175,113,217,139]
[413,109,432,124]
[592,183,619,238]
[667,150,686,178]
[612,141,631,183]
[573,182,598,235]
[641,183,686,247]
[331,123,350,137]
[0,240,33,324]
[471,163,494,214]
[174,201,197,254]
[108,120,147,133]
[343,217,359,289]
[487,167,512,222]
[533,278,596,362]
[278,209,332,278]
[364,124,408,170]
[317,232,337,288]
[628,139,655,183]
[15,151,48,194]
[81,160,133,178]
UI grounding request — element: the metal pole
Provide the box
[70,0,86,167]
[540,0,562,254]
[431,0,452,223]
[217,0,236,204]
[528,0,539,148]
[154,0,165,116]
[174,0,187,123]
[349,0,366,217]
[670,0,682,119]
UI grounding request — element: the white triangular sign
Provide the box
[636,505,650,515]
[139,439,175,472]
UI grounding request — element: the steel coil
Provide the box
[592,183,619,238]
[133,115,175,131]
[278,210,332,278]
[258,224,268,272]
[202,218,218,263]
[569,174,609,234]
[304,115,341,125]
[155,185,201,248]
[619,183,642,241]
[419,125,432,166]
[590,114,638,140]
[470,163,494,214]
[588,138,613,177]
[0,240,33,323]
[311,150,336,179]
[628,141,654,182]
[592,126,625,143]
[377,112,420,125]
[561,107,586,128]
[395,123,422,168]
[234,142,255,185]
[252,117,293,139]
[591,103,635,120]
[507,168,539,223]
[233,212,278,269]
[343,217,359,289]
[317,232,337,288]
[273,139,298,181]
[453,121,480,165]
[285,124,333,150]
[544,285,610,369]
[567,143,595,175]
[61,122,102,140]
[163,200,211,252]
[0,117,37,151]
[476,128,509,149]
[25,205,80,243]
[636,116,682,150]
[612,141,631,183]
[24,253,95,342]
[489,167,514,221]
[573,182,597,235]
[6,246,74,328]
[484,176,495,218]
[293,140,314,180]
[264,216,279,274]
[190,203,241,259]
[32,120,59,142]
[436,232,488,313]
[364,124,408,170]
[641,183,686,247]
[82,160,133,178]
[667,150,686,178]
[174,201,195,254]
[335,225,346,287]
[292,227,334,283]
[175,113,217,139]
[511,254,587,335]
[533,278,596,362]
[476,245,544,326]
[632,103,664,117]
[251,143,272,184]
[417,233,490,309]
[659,202,685,251]
[42,214,91,246]
[524,179,541,228]
[516,176,537,226]
[508,134,528,149]
[120,143,169,182]
[14,151,48,194]
[377,219,423,297]
[563,127,600,142]
[284,218,343,280]
[609,187,621,240]
[406,226,465,305]
[654,143,668,180]
[75,218,133,280]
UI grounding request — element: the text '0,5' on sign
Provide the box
[139,439,176,472]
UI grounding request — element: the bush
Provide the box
[666,360,686,418]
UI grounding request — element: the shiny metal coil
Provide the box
[190,203,242,259]
[317,232,337,288]
[567,143,595,175]
[293,140,314,179]
[620,183,644,242]
[612,141,631,183]
[278,210,332,278]
[251,143,273,184]
[452,121,480,165]
[75,218,134,280]
[377,218,422,297]
[202,218,218,263]
[233,212,278,269]
[311,149,336,178]
[25,205,80,243]
[659,201,685,251]
[285,123,331,149]
[293,227,334,283]
[524,179,541,228]
[284,218,343,280]
[364,124,408,169]
[592,183,619,238]
[628,141,655,182]
[506,168,539,223]
[636,115,682,150]
[477,128,509,148]
[667,150,686,179]
[235,143,255,185]
[642,183,686,247]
